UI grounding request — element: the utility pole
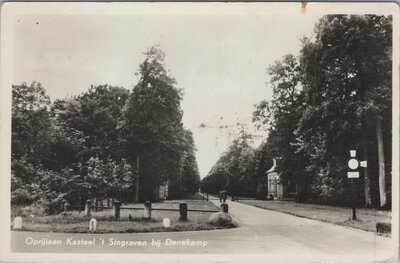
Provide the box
[135,154,140,203]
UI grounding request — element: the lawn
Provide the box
[11,199,234,233]
[239,200,391,235]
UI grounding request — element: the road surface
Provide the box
[10,199,393,262]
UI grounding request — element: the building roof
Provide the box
[266,159,277,174]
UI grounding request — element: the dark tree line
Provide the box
[11,46,201,213]
[202,15,392,208]
[201,131,270,199]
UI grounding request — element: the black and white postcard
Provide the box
[0,2,399,262]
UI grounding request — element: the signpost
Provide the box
[347,150,367,220]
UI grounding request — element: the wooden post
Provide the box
[135,155,140,203]
[113,201,121,220]
[351,179,357,220]
[179,202,187,221]
[206,193,209,201]
[144,201,151,219]
[221,203,228,213]
[85,200,92,217]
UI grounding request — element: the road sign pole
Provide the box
[351,178,357,220]
[347,149,367,220]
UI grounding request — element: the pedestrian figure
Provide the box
[219,190,227,203]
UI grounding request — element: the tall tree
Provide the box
[253,54,310,202]
[122,46,186,201]
[299,15,392,207]
[180,130,201,195]
[12,82,52,164]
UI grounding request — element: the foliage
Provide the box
[208,212,236,228]
[251,15,392,207]
[12,82,52,164]
[121,46,192,201]
[11,46,201,212]
[11,189,33,206]
[201,131,258,197]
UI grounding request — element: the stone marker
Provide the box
[163,218,171,228]
[13,217,22,229]
[89,218,97,231]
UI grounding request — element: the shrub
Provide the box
[376,222,391,234]
[40,199,65,215]
[11,189,33,206]
[208,212,236,228]
[255,184,267,200]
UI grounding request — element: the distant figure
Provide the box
[268,193,275,200]
[219,190,227,203]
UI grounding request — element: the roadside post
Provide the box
[113,201,121,219]
[179,202,188,221]
[144,201,152,219]
[347,150,367,220]
[85,200,92,217]
[221,203,229,213]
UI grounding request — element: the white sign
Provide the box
[89,218,97,231]
[13,217,22,229]
[163,218,171,228]
[347,171,359,178]
[360,161,367,167]
[348,159,359,170]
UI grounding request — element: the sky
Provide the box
[9,4,323,177]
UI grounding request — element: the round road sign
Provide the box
[348,158,359,170]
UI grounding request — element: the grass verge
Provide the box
[11,200,236,233]
[239,200,391,235]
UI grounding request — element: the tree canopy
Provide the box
[253,15,392,207]
[11,46,201,213]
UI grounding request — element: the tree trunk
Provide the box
[363,146,372,207]
[135,155,140,203]
[376,118,387,207]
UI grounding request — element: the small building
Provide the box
[266,159,283,200]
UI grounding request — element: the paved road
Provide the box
[11,200,393,262]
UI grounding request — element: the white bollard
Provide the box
[89,218,97,231]
[13,217,22,229]
[163,218,171,228]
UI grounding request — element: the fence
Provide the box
[64,200,228,220]
[64,201,112,216]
